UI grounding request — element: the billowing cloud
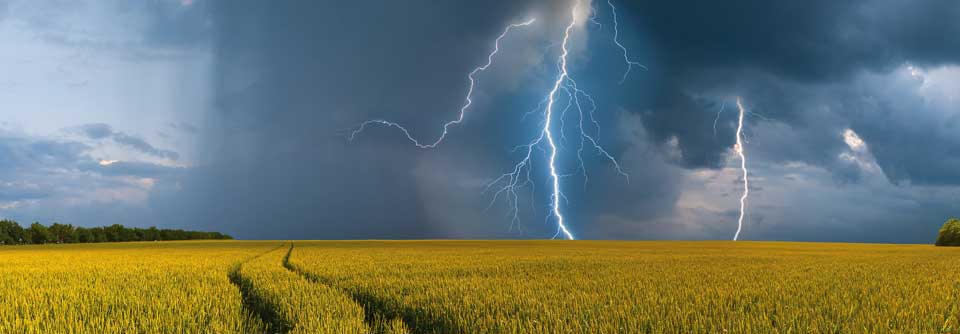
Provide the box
[0,129,186,227]
[616,0,960,177]
[164,0,960,241]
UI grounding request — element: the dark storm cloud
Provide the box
[627,0,959,81]
[77,123,180,160]
[615,0,960,185]
[715,67,960,186]
[158,0,960,241]
[573,114,686,239]
[180,0,580,239]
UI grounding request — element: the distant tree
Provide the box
[69,228,79,243]
[28,222,52,244]
[0,220,20,245]
[4,220,25,244]
[935,218,960,246]
[132,228,146,242]
[90,227,108,243]
[48,223,75,243]
[104,224,124,242]
[145,226,160,241]
[75,227,94,243]
[22,227,33,244]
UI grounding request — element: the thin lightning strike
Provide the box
[733,98,749,241]
[587,4,603,29]
[348,18,536,148]
[713,100,726,138]
[607,0,647,84]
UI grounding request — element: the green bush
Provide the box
[935,218,960,246]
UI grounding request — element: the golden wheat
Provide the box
[4,240,958,333]
[233,244,371,334]
[288,240,960,334]
[0,241,278,333]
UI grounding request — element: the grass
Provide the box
[2,240,958,333]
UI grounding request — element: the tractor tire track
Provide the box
[228,242,289,334]
[282,243,448,334]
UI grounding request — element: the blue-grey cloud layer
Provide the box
[166,0,957,242]
[4,0,960,243]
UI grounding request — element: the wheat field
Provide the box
[1,240,958,333]
[0,241,277,333]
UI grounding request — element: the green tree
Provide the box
[90,227,108,243]
[145,226,160,241]
[28,222,52,244]
[1,220,230,246]
[48,223,75,243]
[0,220,20,245]
[74,227,94,243]
[7,220,25,244]
[935,218,960,246]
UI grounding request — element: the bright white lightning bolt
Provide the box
[347,18,536,148]
[733,98,749,241]
[607,0,647,84]
[541,4,579,241]
[486,3,582,241]
[352,0,640,240]
[487,0,630,240]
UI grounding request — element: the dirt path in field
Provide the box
[228,242,288,334]
[282,243,426,334]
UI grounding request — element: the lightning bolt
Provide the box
[540,3,579,240]
[713,100,726,138]
[486,3,582,240]
[352,0,641,240]
[348,18,536,148]
[733,97,749,241]
[587,3,603,29]
[607,0,647,84]
[487,0,631,240]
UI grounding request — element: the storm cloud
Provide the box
[4,0,960,242]
[617,0,960,175]
[172,0,960,241]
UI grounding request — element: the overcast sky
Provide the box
[1,0,959,243]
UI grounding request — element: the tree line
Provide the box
[0,220,232,245]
